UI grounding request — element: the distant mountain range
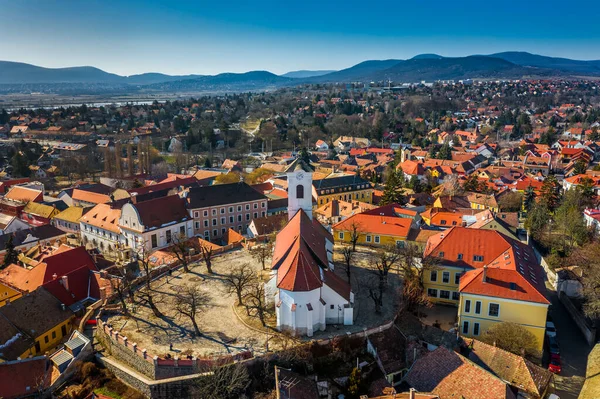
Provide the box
[1,51,600,94]
[280,70,336,78]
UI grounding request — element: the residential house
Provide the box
[366,325,408,386]
[466,210,519,240]
[0,213,29,235]
[0,357,53,398]
[246,213,288,238]
[423,227,549,351]
[4,184,44,204]
[315,139,329,151]
[333,205,415,248]
[57,183,113,207]
[0,225,66,257]
[466,192,499,213]
[52,206,88,234]
[185,182,268,241]
[404,346,516,399]
[119,195,194,253]
[80,203,122,255]
[313,199,377,225]
[464,339,553,399]
[0,287,75,360]
[0,245,109,312]
[20,202,59,227]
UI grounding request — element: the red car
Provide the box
[549,354,562,374]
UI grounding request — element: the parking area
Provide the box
[547,291,589,399]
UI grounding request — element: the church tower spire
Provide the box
[285,158,314,221]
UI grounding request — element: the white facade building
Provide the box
[267,158,353,337]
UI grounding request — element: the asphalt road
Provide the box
[548,291,590,399]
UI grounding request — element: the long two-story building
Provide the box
[184,182,268,241]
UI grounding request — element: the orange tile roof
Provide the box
[425,227,548,304]
[79,203,121,233]
[333,213,412,238]
[72,188,111,204]
[4,186,42,203]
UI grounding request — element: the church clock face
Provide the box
[296,172,305,180]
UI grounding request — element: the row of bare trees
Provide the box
[223,263,271,326]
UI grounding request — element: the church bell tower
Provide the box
[285,158,314,221]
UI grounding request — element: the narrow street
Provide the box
[548,291,590,399]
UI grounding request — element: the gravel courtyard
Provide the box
[103,249,270,359]
[102,244,403,358]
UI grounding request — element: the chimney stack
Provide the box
[482,265,488,283]
[409,388,416,399]
[61,275,69,291]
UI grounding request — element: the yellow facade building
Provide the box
[423,227,549,352]
[332,204,416,248]
[313,174,374,206]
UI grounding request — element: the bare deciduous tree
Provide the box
[245,282,270,326]
[341,245,353,281]
[371,244,401,290]
[348,221,363,252]
[193,363,250,399]
[364,275,384,315]
[396,243,439,310]
[174,284,211,337]
[249,242,273,270]
[200,242,214,274]
[223,264,256,306]
[170,233,192,273]
[137,248,164,318]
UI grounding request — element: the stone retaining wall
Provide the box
[95,317,253,380]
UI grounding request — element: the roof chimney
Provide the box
[61,275,69,291]
[482,265,488,283]
[409,388,416,399]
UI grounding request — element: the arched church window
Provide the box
[296,184,304,199]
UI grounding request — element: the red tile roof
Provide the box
[333,213,412,239]
[405,347,515,399]
[425,227,548,304]
[272,210,329,292]
[0,357,51,399]
[133,195,190,229]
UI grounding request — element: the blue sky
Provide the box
[1,0,600,76]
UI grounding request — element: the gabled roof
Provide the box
[333,213,412,239]
[72,189,111,205]
[405,347,516,399]
[0,225,65,251]
[53,206,88,223]
[0,357,51,397]
[132,195,190,229]
[272,210,328,292]
[80,203,121,233]
[186,182,266,209]
[465,339,553,397]
[22,202,56,218]
[0,287,74,342]
[425,227,548,304]
[5,185,43,203]
[0,246,98,298]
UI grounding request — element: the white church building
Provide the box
[266,158,354,337]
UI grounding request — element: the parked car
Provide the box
[547,336,560,356]
[549,354,562,374]
[546,321,557,338]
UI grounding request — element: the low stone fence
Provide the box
[78,299,104,332]
[558,291,596,346]
[95,317,253,380]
